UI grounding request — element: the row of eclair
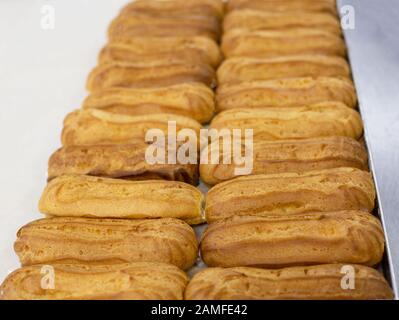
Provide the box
[1,0,221,300]
[198,0,393,300]
[1,0,394,300]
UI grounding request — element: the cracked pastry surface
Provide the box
[83,83,215,124]
[14,217,198,270]
[39,175,204,225]
[200,136,368,185]
[217,56,350,84]
[226,0,338,15]
[108,13,221,40]
[205,167,375,223]
[120,0,225,21]
[99,36,222,68]
[223,9,341,34]
[1,262,188,300]
[210,103,363,141]
[185,264,393,300]
[61,109,201,146]
[48,143,199,185]
[216,77,357,111]
[200,211,384,268]
[86,61,216,92]
[222,29,346,58]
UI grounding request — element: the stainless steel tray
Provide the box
[190,0,399,299]
[339,0,399,299]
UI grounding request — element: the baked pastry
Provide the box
[14,217,198,270]
[86,61,216,92]
[223,9,341,34]
[210,104,363,141]
[61,109,201,146]
[185,264,393,300]
[226,0,338,14]
[99,36,222,68]
[216,77,357,110]
[82,83,215,124]
[1,262,188,300]
[108,14,221,40]
[221,29,346,58]
[205,167,375,223]
[39,175,204,225]
[120,0,224,20]
[201,211,384,268]
[217,56,350,84]
[48,143,199,185]
[200,136,368,185]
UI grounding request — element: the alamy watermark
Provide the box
[341,265,356,290]
[40,4,55,30]
[340,5,355,30]
[40,265,55,289]
[144,121,254,176]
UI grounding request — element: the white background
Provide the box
[0,0,127,282]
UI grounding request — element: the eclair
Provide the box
[217,56,350,84]
[200,136,368,185]
[1,262,188,300]
[205,168,375,222]
[226,0,338,15]
[99,36,222,68]
[216,77,357,110]
[82,83,215,124]
[86,61,216,92]
[39,175,204,225]
[108,14,221,41]
[210,103,363,141]
[120,0,224,21]
[223,9,341,34]
[61,109,201,146]
[48,143,199,185]
[222,29,346,58]
[201,211,384,268]
[185,264,393,300]
[14,217,198,270]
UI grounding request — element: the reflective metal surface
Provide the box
[339,0,399,298]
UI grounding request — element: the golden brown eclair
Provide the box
[210,103,363,141]
[222,29,346,58]
[14,217,198,270]
[86,61,216,92]
[108,14,221,41]
[227,0,337,14]
[185,264,393,300]
[205,168,375,223]
[48,143,199,185]
[200,136,368,185]
[99,36,222,68]
[217,56,350,84]
[1,262,188,300]
[120,0,224,20]
[82,83,215,124]
[39,175,204,225]
[61,109,201,146]
[223,9,341,34]
[216,77,357,111]
[201,211,384,268]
